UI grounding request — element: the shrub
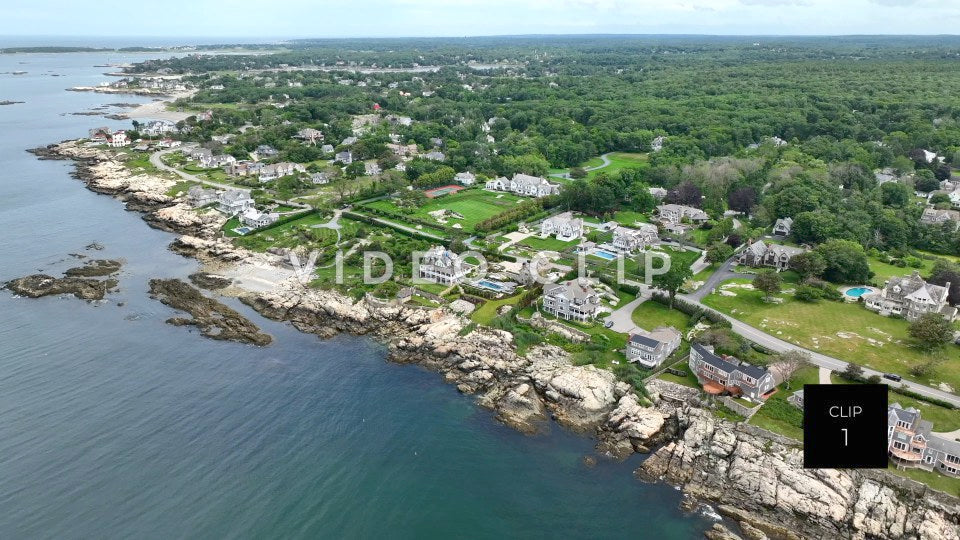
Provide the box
[794,284,822,303]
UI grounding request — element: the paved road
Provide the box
[607,292,651,334]
[687,257,752,302]
[549,153,612,179]
[150,147,248,192]
[344,211,444,241]
[677,293,960,407]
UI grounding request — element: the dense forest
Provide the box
[139,36,960,255]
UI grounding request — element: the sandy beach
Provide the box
[123,90,196,122]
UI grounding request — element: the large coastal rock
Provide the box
[148,278,272,346]
[639,404,960,540]
[5,274,117,301]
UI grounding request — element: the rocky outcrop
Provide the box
[64,259,122,277]
[188,272,232,290]
[148,279,272,346]
[638,405,960,540]
[5,274,117,301]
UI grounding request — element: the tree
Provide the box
[908,313,954,351]
[653,263,693,308]
[927,259,960,305]
[775,350,811,388]
[930,193,951,206]
[344,161,365,179]
[794,284,822,302]
[753,270,783,301]
[665,181,702,207]
[914,169,939,193]
[570,166,587,179]
[706,242,733,265]
[789,251,826,279]
[727,187,758,214]
[841,362,864,382]
[815,239,873,284]
[880,182,911,208]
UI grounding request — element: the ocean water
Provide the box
[0,51,717,538]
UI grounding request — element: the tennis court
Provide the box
[423,184,466,198]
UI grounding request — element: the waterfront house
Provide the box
[541,279,601,322]
[688,343,775,401]
[862,271,957,322]
[106,130,128,147]
[417,246,468,285]
[455,171,476,185]
[888,403,960,477]
[540,212,583,241]
[626,326,682,368]
[772,217,793,237]
[737,240,805,271]
[187,185,219,207]
[240,208,279,229]
[217,189,254,215]
[612,224,659,252]
[141,120,176,137]
[335,151,353,165]
[157,138,181,149]
[88,126,110,142]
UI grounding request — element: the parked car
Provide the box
[883,373,902,382]
[603,320,614,328]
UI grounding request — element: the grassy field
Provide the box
[360,189,524,233]
[748,365,818,441]
[657,359,700,388]
[585,152,649,180]
[631,300,691,331]
[517,235,579,252]
[611,210,650,227]
[887,461,960,497]
[471,292,526,325]
[232,212,340,251]
[868,256,937,283]
[702,278,960,391]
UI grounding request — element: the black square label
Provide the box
[803,384,888,469]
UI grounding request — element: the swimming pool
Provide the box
[845,286,873,298]
[476,280,504,291]
[591,249,618,261]
[233,226,252,235]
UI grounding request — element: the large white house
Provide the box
[455,171,476,185]
[240,208,279,229]
[418,246,468,285]
[541,279,601,322]
[862,271,957,322]
[626,326,682,368]
[217,189,255,215]
[486,174,560,198]
[258,162,304,182]
[656,204,708,225]
[612,224,659,252]
[540,212,583,241]
[187,185,219,207]
[738,240,805,271]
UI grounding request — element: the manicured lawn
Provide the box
[748,365,818,441]
[868,256,936,284]
[165,180,197,198]
[702,279,960,392]
[887,392,960,432]
[471,292,526,325]
[631,300,691,331]
[619,246,701,280]
[611,210,650,227]
[657,360,700,388]
[233,212,339,251]
[887,461,960,497]
[585,152,649,180]
[517,235,579,252]
[361,189,525,232]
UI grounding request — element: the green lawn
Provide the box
[585,152,649,180]
[887,392,960,432]
[868,256,936,283]
[657,360,700,388]
[748,365,818,441]
[887,461,960,497]
[517,235,579,252]
[232,212,340,251]
[631,300,691,331]
[165,180,197,198]
[361,189,525,232]
[611,210,650,227]
[471,292,526,325]
[702,279,960,392]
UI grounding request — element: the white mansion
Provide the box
[612,224,659,252]
[862,271,957,322]
[418,246,469,285]
[541,279,601,322]
[486,174,560,198]
[540,212,583,241]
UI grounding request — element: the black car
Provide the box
[882,373,902,382]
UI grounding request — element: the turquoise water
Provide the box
[0,50,717,538]
[592,249,618,260]
[845,287,873,298]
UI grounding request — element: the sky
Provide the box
[3,0,960,40]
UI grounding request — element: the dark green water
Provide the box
[0,51,717,538]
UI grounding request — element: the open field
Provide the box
[631,300,691,331]
[702,278,960,392]
[360,189,525,233]
[748,365,818,441]
[586,152,649,180]
[887,461,960,497]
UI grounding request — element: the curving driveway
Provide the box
[150,147,250,192]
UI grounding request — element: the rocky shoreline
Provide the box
[27,140,960,540]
